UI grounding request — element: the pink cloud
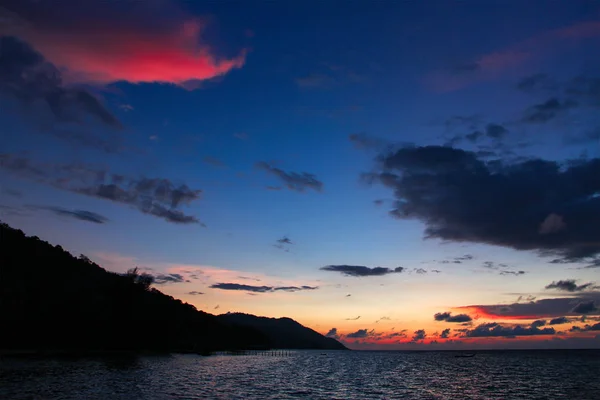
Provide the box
[426,19,600,92]
[1,4,246,88]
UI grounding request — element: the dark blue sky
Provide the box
[1,0,599,349]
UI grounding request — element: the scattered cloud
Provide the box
[434,312,473,323]
[521,98,578,124]
[517,73,557,93]
[0,154,203,224]
[366,145,600,263]
[464,322,556,338]
[546,280,595,292]
[119,104,134,112]
[531,319,547,328]
[345,315,361,321]
[256,162,323,193]
[150,273,185,285]
[209,282,318,293]
[549,316,571,325]
[320,265,404,277]
[325,328,340,339]
[274,235,293,252]
[277,236,293,245]
[499,270,527,276]
[38,206,108,224]
[187,291,204,295]
[0,1,246,88]
[346,329,372,339]
[440,328,451,339]
[570,323,600,332]
[412,329,427,342]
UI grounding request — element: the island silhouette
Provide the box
[0,222,347,356]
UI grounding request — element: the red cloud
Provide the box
[1,3,246,88]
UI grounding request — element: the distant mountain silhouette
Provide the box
[0,221,346,354]
[218,313,347,350]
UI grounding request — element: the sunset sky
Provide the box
[1,0,599,350]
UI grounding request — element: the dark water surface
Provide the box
[1,350,599,399]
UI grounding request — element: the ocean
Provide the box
[1,350,598,399]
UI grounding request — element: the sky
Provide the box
[1,0,599,350]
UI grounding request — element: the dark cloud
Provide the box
[517,73,557,93]
[572,301,597,314]
[570,323,600,332]
[345,315,361,321]
[274,236,293,252]
[367,145,600,262]
[187,291,204,295]
[0,154,203,224]
[413,268,427,274]
[545,280,594,292]
[463,294,600,319]
[151,273,185,285]
[346,329,371,339]
[277,236,293,245]
[320,265,404,277]
[565,75,600,107]
[465,130,484,143]
[465,323,556,338]
[209,282,318,293]
[521,98,578,124]
[485,123,508,139]
[440,328,451,339]
[41,206,108,224]
[439,254,475,264]
[325,328,339,339]
[549,316,571,325]
[256,162,323,193]
[0,36,121,129]
[565,127,600,145]
[531,319,547,328]
[499,270,527,276]
[434,312,473,323]
[412,329,426,342]
[482,261,510,270]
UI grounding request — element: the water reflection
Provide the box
[1,350,599,399]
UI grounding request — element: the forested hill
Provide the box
[0,222,346,354]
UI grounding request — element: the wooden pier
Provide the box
[209,349,293,356]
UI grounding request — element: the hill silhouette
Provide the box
[218,313,347,350]
[0,221,346,354]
